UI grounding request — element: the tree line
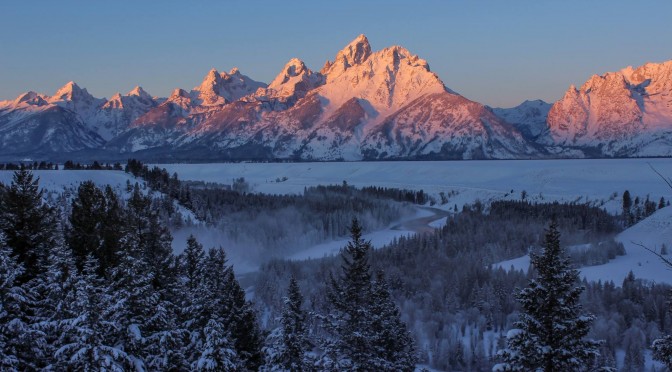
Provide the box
[255,199,672,370]
[0,170,417,370]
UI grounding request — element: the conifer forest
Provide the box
[0,161,671,371]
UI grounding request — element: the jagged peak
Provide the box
[269,58,313,88]
[53,81,84,97]
[127,86,152,99]
[15,91,38,102]
[13,91,48,106]
[320,60,332,74]
[196,68,224,90]
[170,88,190,99]
[228,67,240,75]
[335,34,372,67]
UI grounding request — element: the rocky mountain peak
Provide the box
[127,86,152,100]
[51,81,94,102]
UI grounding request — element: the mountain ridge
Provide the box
[1,36,671,161]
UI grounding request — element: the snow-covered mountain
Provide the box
[0,82,159,156]
[1,36,671,161]
[491,100,552,141]
[546,61,672,156]
[164,35,537,160]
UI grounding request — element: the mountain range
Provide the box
[1,35,671,161]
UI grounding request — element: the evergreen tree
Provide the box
[320,219,416,371]
[55,256,130,371]
[322,218,374,370]
[33,240,82,369]
[222,255,265,371]
[495,221,600,371]
[67,181,107,274]
[0,236,33,369]
[183,234,206,292]
[369,271,417,371]
[113,190,185,370]
[263,276,312,371]
[660,197,666,210]
[0,169,56,282]
[100,185,125,277]
[195,318,241,371]
[652,335,672,370]
[186,245,263,370]
[622,190,632,226]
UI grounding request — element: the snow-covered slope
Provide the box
[159,158,672,215]
[2,38,672,160]
[0,87,105,155]
[496,206,672,286]
[581,206,672,285]
[0,82,158,154]
[547,61,672,156]
[167,35,537,160]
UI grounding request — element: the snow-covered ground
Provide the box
[495,206,672,286]
[0,169,137,192]
[160,158,672,214]
[4,159,672,283]
[288,208,434,261]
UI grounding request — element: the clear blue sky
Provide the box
[1,0,670,107]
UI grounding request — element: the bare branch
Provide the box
[648,163,672,191]
[633,241,672,269]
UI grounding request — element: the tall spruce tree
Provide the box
[320,219,415,371]
[67,181,107,274]
[369,270,417,371]
[187,245,263,370]
[221,252,265,371]
[0,235,36,370]
[115,186,184,369]
[322,218,374,370]
[32,240,82,370]
[495,221,600,371]
[55,256,130,371]
[263,276,312,371]
[0,169,56,282]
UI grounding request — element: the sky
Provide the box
[1,0,671,107]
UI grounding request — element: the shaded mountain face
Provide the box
[491,100,552,141]
[1,36,671,161]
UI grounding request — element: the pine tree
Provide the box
[184,234,206,292]
[369,271,417,371]
[0,169,56,283]
[67,180,108,274]
[186,246,263,370]
[0,237,29,369]
[195,318,241,371]
[222,255,265,371]
[652,335,672,370]
[0,229,48,370]
[112,192,185,370]
[55,256,130,371]
[495,221,600,371]
[263,276,312,371]
[622,190,632,226]
[322,218,374,370]
[32,240,82,370]
[100,185,124,274]
[320,218,416,371]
